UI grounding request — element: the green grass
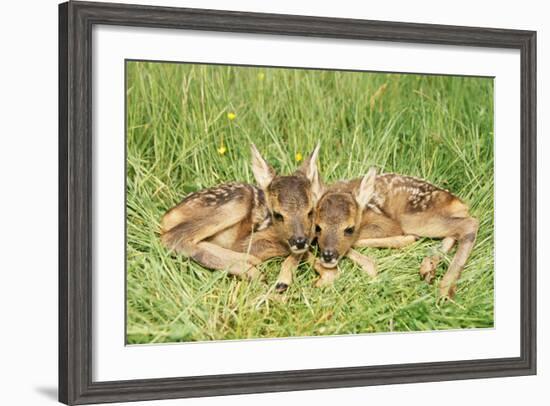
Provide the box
[126,61,494,344]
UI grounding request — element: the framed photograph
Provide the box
[59,1,536,404]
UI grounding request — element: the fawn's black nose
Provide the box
[321,250,337,263]
[289,236,308,250]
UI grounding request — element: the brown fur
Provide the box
[160,144,321,286]
[314,170,478,298]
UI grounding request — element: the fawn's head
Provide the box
[251,143,322,254]
[314,168,377,268]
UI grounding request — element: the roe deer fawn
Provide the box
[160,144,322,288]
[313,168,478,298]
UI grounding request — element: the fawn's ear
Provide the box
[297,142,320,180]
[298,143,322,203]
[251,143,276,190]
[354,167,377,210]
[310,166,324,205]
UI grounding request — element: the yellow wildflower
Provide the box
[295,152,303,162]
[227,112,236,121]
[257,72,265,81]
[217,145,227,155]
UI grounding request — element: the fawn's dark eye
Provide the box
[273,212,284,222]
[344,226,355,236]
[308,210,314,219]
[315,225,322,233]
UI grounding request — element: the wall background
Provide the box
[0,0,546,405]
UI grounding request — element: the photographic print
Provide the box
[60,4,536,403]
[125,60,494,345]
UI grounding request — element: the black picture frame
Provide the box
[59,1,537,404]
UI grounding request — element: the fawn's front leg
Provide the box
[302,252,340,287]
[242,227,298,290]
[346,249,377,277]
[274,254,303,292]
[314,266,340,287]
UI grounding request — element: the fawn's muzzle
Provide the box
[321,249,339,268]
[288,236,308,253]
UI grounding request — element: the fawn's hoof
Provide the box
[419,257,437,284]
[243,266,264,282]
[275,282,289,293]
[438,281,457,300]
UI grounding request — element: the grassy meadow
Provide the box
[126,61,494,344]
